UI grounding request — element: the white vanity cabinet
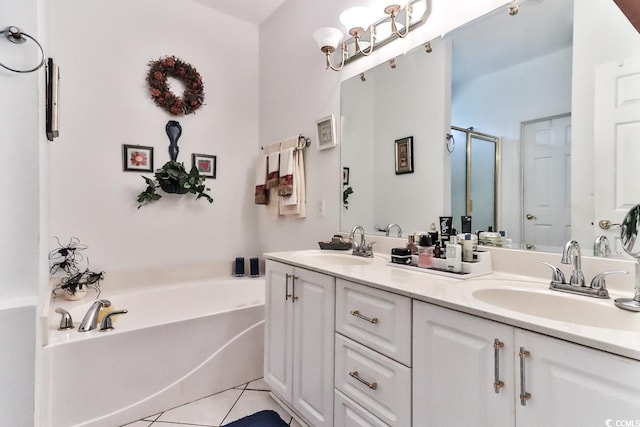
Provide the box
[334,279,412,426]
[413,301,515,427]
[413,301,640,426]
[264,260,335,427]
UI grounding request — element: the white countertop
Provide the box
[264,249,640,361]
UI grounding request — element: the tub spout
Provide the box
[79,299,111,332]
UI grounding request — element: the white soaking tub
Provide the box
[43,277,265,427]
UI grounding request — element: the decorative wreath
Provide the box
[146,56,205,116]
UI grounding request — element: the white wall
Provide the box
[48,0,260,272]
[452,47,573,244]
[0,0,41,424]
[572,0,640,246]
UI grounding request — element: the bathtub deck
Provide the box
[123,378,301,427]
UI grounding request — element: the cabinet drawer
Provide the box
[335,334,411,426]
[336,279,411,366]
[334,389,388,427]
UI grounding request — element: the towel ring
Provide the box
[0,26,46,73]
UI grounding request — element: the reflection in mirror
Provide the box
[340,0,574,253]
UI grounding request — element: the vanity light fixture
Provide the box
[424,41,432,53]
[508,0,519,16]
[389,58,397,68]
[313,0,428,71]
[359,72,366,82]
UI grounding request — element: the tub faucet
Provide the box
[593,235,611,258]
[349,225,374,257]
[385,223,403,238]
[79,299,111,332]
[561,240,585,287]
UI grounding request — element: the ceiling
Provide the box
[192,0,287,25]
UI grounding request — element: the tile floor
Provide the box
[123,378,302,427]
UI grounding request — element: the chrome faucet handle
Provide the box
[590,270,628,290]
[54,308,74,330]
[536,261,566,284]
[99,309,128,331]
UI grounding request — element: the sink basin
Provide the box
[471,286,640,331]
[292,251,373,266]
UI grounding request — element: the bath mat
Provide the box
[222,410,289,427]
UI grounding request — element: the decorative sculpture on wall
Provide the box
[136,121,213,208]
[146,56,205,116]
[49,236,104,300]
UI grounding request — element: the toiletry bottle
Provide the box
[417,234,433,268]
[433,241,441,259]
[446,235,462,273]
[462,234,474,262]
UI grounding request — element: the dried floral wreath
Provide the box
[146,56,205,116]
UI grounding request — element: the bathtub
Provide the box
[43,277,265,427]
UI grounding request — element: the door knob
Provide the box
[525,214,536,220]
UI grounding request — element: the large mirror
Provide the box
[341,0,638,254]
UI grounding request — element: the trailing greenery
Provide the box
[137,160,213,208]
[343,186,354,210]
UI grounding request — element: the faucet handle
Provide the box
[54,308,74,330]
[590,270,628,290]
[99,309,128,331]
[536,261,566,284]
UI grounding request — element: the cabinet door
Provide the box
[292,267,335,427]
[413,301,514,427]
[515,329,640,427]
[264,261,294,402]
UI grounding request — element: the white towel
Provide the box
[278,148,295,196]
[254,155,268,205]
[266,152,279,189]
[279,148,306,218]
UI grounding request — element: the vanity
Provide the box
[263,248,640,426]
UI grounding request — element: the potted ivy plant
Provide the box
[137,160,213,208]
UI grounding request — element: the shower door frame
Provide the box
[451,126,501,232]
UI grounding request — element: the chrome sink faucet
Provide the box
[561,240,585,287]
[593,235,611,257]
[385,223,403,238]
[79,299,111,332]
[349,225,374,257]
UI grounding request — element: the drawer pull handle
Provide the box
[519,347,532,406]
[285,273,292,301]
[493,338,505,393]
[350,310,378,324]
[349,371,378,390]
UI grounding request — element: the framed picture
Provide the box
[123,144,154,172]
[394,136,414,175]
[46,58,60,142]
[192,153,217,178]
[342,167,350,185]
[316,114,337,150]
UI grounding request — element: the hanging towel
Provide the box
[266,152,280,189]
[254,155,268,205]
[280,147,306,218]
[278,148,295,196]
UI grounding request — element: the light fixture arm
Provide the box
[322,44,347,71]
[385,3,412,38]
[351,26,376,56]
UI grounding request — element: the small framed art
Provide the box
[316,114,337,150]
[123,144,154,172]
[394,136,414,175]
[192,153,217,178]
[342,167,350,185]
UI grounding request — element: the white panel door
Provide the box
[263,261,294,402]
[292,268,335,427]
[522,114,571,252]
[594,56,640,254]
[413,301,514,427]
[515,329,640,426]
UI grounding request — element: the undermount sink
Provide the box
[292,251,373,266]
[468,282,640,331]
